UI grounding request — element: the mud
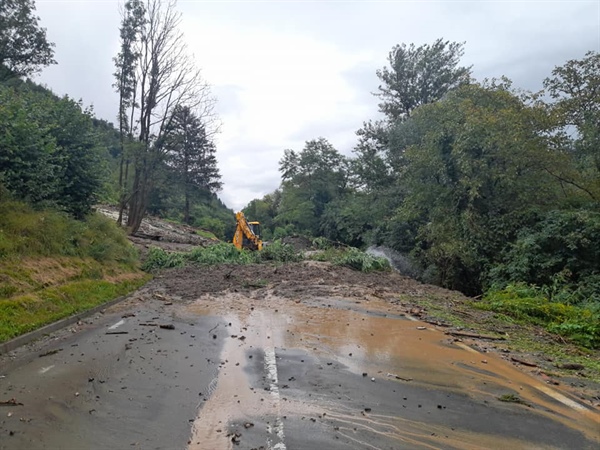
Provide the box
[182,289,600,449]
[1,262,599,449]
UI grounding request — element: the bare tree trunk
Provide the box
[120,0,218,234]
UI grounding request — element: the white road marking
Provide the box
[39,365,55,374]
[454,342,479,354]
[264,346,286,450]
[536,386,587,411]
[108,319,125,330]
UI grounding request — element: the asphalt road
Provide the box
[1,285,599,450]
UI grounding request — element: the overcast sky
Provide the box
[34,0,599,211]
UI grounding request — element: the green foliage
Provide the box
[187,243,258,265]
[142,243,259,271]
[0,80,108,218]
[0,199,138,264]
[148,184,234,241]
[0,0,56,79]
[276,138,348,236]
[0,276,148,342]
[479,284,600,348]
[376,39,471,121]
[163,105,222,223]
[272,224,296,240]
[142,247,186,271]
[311,237,332,250]
[333,248,391,273]
[196,216,225,240]
[488,210,600,301]
[260,241,303,263]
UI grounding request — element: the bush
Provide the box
[142,243,259,271]
[260,241,303,263]
[488,210,600,300]
[187,243,259,265]
[142,247,185,272]
[334,248,391,273]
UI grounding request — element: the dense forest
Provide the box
[0,0,233,239]
[244,40,600,311]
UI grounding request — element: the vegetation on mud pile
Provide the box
[0,199,147,342]
[142,240,389,273]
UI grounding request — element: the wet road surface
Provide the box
[1,284,599,449]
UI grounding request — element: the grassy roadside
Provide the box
[0,269,149,341]
[0,200,149,343]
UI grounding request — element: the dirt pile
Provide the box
[96,206,218,253]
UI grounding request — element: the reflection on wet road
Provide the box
[1,285,599,449]
[185,291,600,450]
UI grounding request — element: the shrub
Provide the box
[142,247,185,272]
[187,243,259,265]
[334,248,391,273]
[488,210,600,299]
[260,241,303,263]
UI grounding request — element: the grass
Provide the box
[196,229,219,240]
[497,394,530,406]
[0,273,149,341]
[0,198,147,343]
[477,284,600,349]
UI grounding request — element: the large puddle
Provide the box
[183,290,600,449]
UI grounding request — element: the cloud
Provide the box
[33,0,600,212]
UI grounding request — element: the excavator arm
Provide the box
[232,212,263,251]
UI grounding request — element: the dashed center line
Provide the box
[264,346,286,450]
[39,365,54,374]
[108,319,125,330]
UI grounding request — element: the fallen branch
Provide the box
[106,331,129,335]
[445,330,506,341]
[0,399,23,406]
[510,357,538,367]
[39,349,62,358]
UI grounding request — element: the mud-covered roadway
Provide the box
[1,262,599,449]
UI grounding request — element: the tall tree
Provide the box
[544,51,600,201]
[163,105,222,223]
[277,138,348,235]
[113,0,217,233]
[0,0,55,79]
[113,0,146,225]
[375,39,471,122]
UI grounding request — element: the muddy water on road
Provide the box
[183,290,600,449]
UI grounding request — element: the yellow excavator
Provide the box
[232,211,263,251]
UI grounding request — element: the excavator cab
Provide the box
[233,212,263,251]
[248,222,261,238]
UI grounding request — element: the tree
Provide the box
[375,39,471,122]
[113,0,217,233]
[393,83,561,293]
[113,0,146,225]
[0,0,55,79]
[0,82,106,218]
[276,138,348,235]
[544,51,600,200]
[163,105,221,223]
